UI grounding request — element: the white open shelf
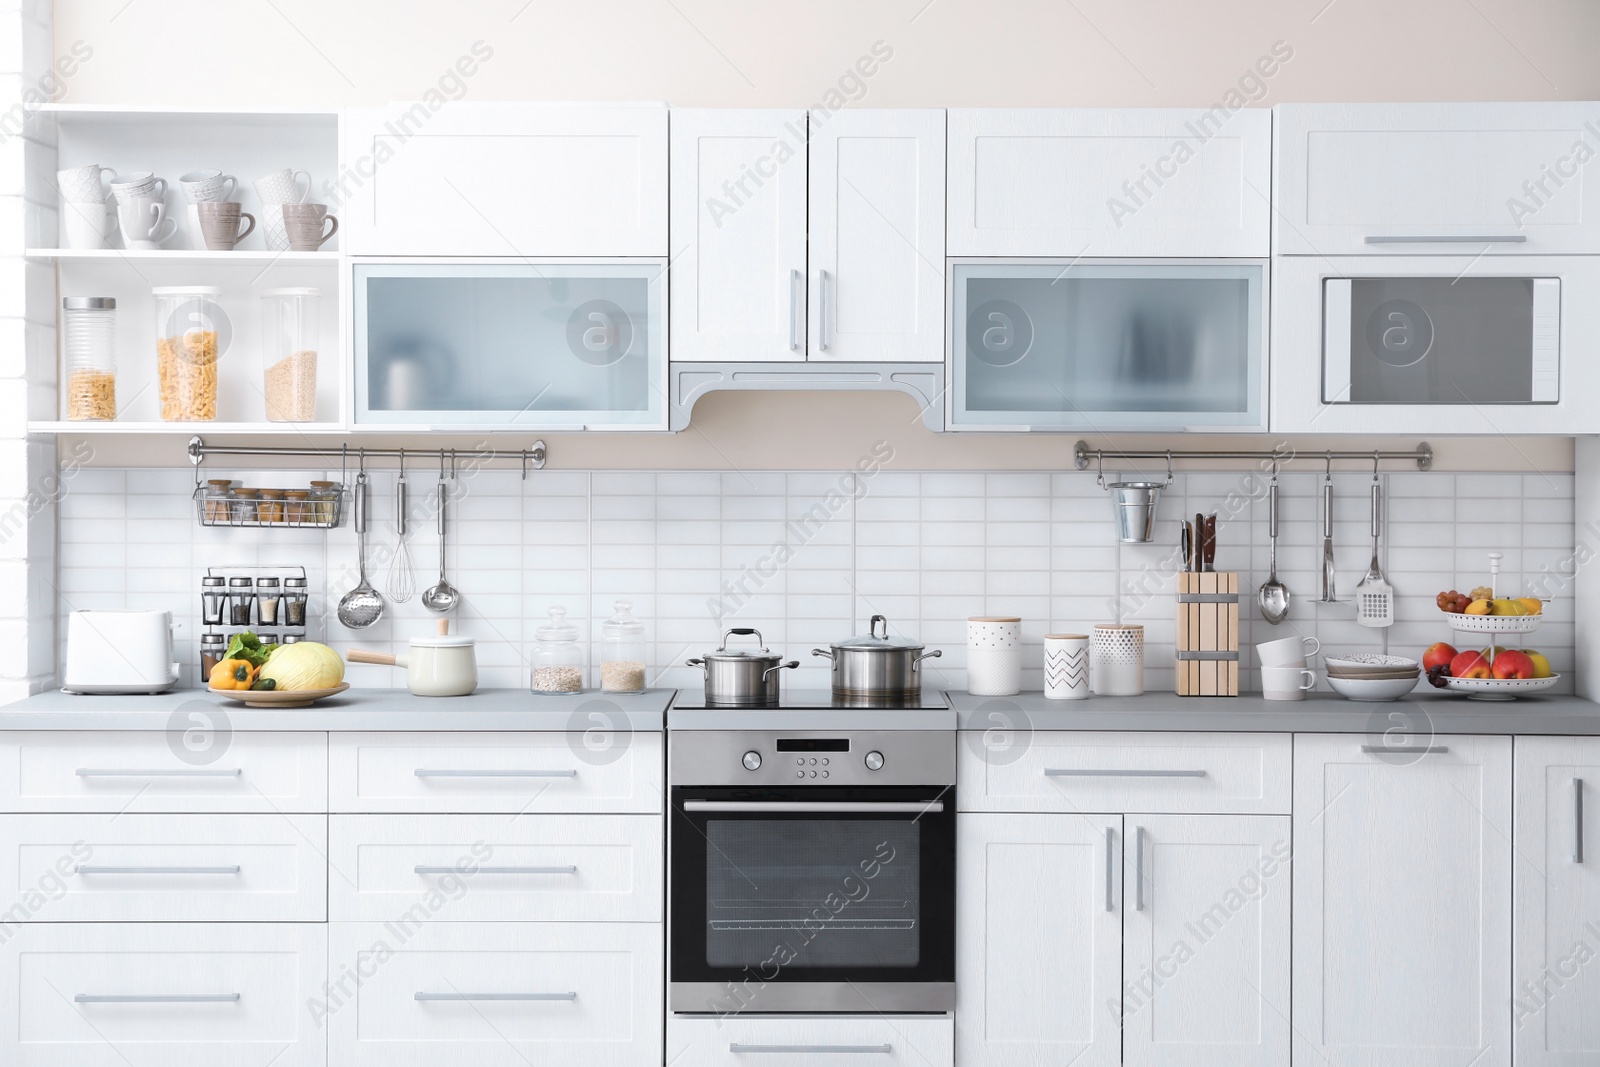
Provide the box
[27,249,340,263]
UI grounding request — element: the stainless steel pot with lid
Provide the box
[813,614,942,699]
[686,628,799,706]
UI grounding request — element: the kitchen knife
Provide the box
[1181,521,1192,570]
[1202,513,1217,573]
[1194,514,1205,572]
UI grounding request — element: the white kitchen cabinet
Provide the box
[956,813,1123,1067]
[670,109,809,361]
[1514,737,1600,1066]
[808,108,945,362]
[947,108,1272,257]
[668,1013,953,1067]
[1293,735,1512,1067]
[1276,103,1600,255]
[1121,814,1291,1067]
[0,922,327,1067]
[342,103,668,256]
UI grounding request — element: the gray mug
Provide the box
[282,203,338,251]
[197,201,256,251]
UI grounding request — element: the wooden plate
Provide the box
[207,682,350,708]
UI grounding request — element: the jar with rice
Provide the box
[261,288,318,422]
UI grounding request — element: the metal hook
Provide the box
[1324,450,1333,481]
[438,449,446,480]
[398,447,405,475]
[521,449,528,480]
[450,449,457,480]
[1270,457,1278,484]
[1095,449,1105,489]
[1164,450,1174,488]
[340,444,348,487]
[1372,449,1381,483]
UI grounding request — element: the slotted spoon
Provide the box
[1355,476,1394,627]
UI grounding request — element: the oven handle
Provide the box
[682,800,944,813]
[730,1045,893,1055]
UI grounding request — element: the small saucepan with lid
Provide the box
[687,628,798,706]
[347,618,477,697]
[813,614,941,701]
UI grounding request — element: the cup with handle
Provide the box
[110,171,168,204]
[1256,634,1320,668]
[179,170,239,248]
[57,164,117,204]
[253,169,312,251]
[196,201,257,251]
[1261,665,1317,701]
[117,196,177,250]
[282,203,338,251]
[62,198,115,249]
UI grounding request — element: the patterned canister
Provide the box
[1044,634,1091,700]
[1092,623,1144,696]
[967,616,1021,696]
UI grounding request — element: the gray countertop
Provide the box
[0,688,672,731]
[947,690,1600,735]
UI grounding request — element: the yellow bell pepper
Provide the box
[209,658,258,690]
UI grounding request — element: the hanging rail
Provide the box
[186,436,548,479]
[1074,440,1432,477]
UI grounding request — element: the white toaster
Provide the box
[62,610,180,694]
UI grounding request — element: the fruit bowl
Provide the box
[1441,674,1560,701]
[1437,610,1542,635]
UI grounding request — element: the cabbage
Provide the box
[258,642,344,691]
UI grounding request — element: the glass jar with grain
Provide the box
[152,286,224,422]
[227,576,254,627]
[261,288,319,422]
[202,479,233,522]
[283,576,308,627]
[308,480,338,524]
[599,599,647,692]
[63,296,117,421]
[531,606,585,694]
[256,576,281,626]
[283,490,309,524]
[229,488,259,524]
[257,489,285,524]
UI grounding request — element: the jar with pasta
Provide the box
[63,296,117,421]
[153,286,224,422]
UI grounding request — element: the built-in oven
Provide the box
[669,729,956,1015]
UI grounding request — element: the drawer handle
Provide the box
[76,993,240,1003]
[415,991,576,1002]
[1134,825,1146,912]
[1359,745,1450,755]
[1046,769,1208,779]
[1104,826,1115,913]
[76,865,240,875]
[730,1045,892,1055]
[1364,234,1527,244]
[415,865,577,875]
[76,768,242,777]
[413,768,577,778]
[1576,778,1585,865]
[683,801,942,813]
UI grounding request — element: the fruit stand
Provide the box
[1432,552,1559,701]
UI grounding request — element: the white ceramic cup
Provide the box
[57,164,116,203]
[179,170,239,249]
[253,169,312,251]
[116,196,177,250]
[110,171,167,204]
[62,198,114,249]
[1044,634,1090,701]
[967,616,1021,696]
[1261,665,1317,700]
[1256,634,1320,668]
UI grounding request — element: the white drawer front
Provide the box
[959,731,1291,814]
[0,922,326,1067]
[669,1014,953,1067]
[330,732,662,813]
[0,813,326,922]
[0,731,327,813]
[328,920,662,1067]
[329,813,662,922]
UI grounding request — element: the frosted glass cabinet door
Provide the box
[353,261,667,429]
[949,261,1266,431]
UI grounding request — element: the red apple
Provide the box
[1492,650,1537,680]
[1451,650,1493,679]
[1422,642,1457,672]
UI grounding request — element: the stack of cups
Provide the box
[178,170,239,249]
[253,169,313,251]
[109,172,175,250]
[967,617,1021,696]
[1258,635,1320,700]
[58,164,117,249]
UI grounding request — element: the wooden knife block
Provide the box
[1176,572,1239,697]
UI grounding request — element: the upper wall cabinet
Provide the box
[342,103,668,256]
[1276,103,1600,255]
[947,109,1272,258]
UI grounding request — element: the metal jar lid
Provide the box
[63,297,116,309]
[832,614,924,651]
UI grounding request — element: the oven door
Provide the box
[669,786,955,1014]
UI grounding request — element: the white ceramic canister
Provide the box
[1092,623,1144,696]
[967,616,1021,696]
[1044,633,1090,700]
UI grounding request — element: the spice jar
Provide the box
[229,488,259,524]
[202,479,233,522]
[257,489,285,524]
[281,632,304,644]
[283,576,308,627]
[256,576,281,627]
[261,288,319,422]
[308,480,338,524]
[599,599,647,692]
[63,296,117,421]
[152,286,224,422]
[530,606,584,694]
[200,632,226,681]
[201,574,227,627]
[283,490,309,524]
[227,576,254,627]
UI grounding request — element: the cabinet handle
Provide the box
[1105,826,1115,913]
[76,865,240,875]
[1364,234,1527,244]
[414,865,577,875]
[76,768,241,777]
[1134,825,1146,912]
[1046,768,1208,778]
[818,268,830,351]
[684,800,941,813]
[1360,745,1450,755]
[415,991,576,1002]
[1576,778,1585,865]
[789,268,801,351]
[76,993,240,1003]
[729,1045,892,1055]
[413,768,577,778]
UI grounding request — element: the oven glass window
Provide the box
[704,819,921,969]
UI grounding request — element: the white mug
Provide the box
[1256,634,1320,668]
[253,169,313,251]
[117,196,177,250]
[110,171,167,203]
[57,164,116,203]
[1044,634,1090,701]
[180,170,239,249]
[62,198,114,249]
[1261,665,1317,701]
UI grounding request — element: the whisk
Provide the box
[387,450,416,603]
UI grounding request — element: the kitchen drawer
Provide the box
[328,920,662,1067]
[959,731,1291,814]
[0,922,327,1067]
[329,731,663,814]
[668,1013,953,1067]
[0,813,326,922]
[0,731,327,813]
[329,813,662,922]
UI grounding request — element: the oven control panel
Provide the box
[671,731,955,787]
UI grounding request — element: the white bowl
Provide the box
[1324,652,1419,670]
[1325,673,1420,702]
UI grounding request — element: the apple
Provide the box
[1451,650,1493,679]
[1492,650,1537,680]
[1521,650,1553,679]
[1422,642,1458,671]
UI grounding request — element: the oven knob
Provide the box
[742,751,762,771]
[864,751,885,771]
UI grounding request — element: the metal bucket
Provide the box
[1109,481,1164,543]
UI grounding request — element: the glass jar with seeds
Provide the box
[261,288,319,422]
[256,576,281,627]
[227,576,254,627]
[283,576,308,627]
[530,606,585,694]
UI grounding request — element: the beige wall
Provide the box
[47,0,1599,472]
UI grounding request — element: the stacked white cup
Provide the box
[1257,634,1320,700]
[178,170,239,249]
[58,164,117,249]
[253,168,312,251]
[109,172,175,250]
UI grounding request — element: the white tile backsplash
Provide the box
[53,467,1578,695]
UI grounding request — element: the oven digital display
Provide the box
[776,738,850,752]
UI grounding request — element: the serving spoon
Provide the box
[1257,472,1291,624]
[421,467,460,614]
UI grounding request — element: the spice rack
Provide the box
[193,483,346,528]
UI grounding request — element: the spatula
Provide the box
[1355,477,1394,627]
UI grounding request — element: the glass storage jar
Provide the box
[257,489,285,524]
[202,479,233,522]
[229,488,259,524]
[530,606,584,694]
[283,490,309,524]
[152,286,224,422]
[599,599,646,692]
[256,576,281,626]
[308,480,339,524]
[227,576,254,627]
[283,576,308,627]
[261,287,319,422]
[63,296,117,420]
[201,574,227,627]
[200,632,226,681]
